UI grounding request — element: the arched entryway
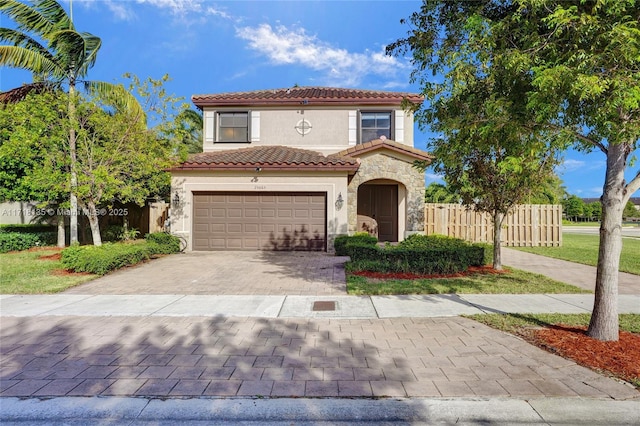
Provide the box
[357,180,403,242]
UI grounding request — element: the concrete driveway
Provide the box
[64,252,348,296]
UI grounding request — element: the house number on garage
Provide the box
[254,185,266,190]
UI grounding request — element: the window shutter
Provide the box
[394,110,404,143]
[251,111,260,142]
[205,110,215,144]
[348,110,357,145]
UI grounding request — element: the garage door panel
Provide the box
[227,239,243,249]
[261,223,276,233]
[210,224,225,233]
[227,223,242,233]
[210,208,226,218]
[193,192,326,251]
[245,208,259,218]
[244,223,259,233]
[209,239,226,249]
[194,208,210,217]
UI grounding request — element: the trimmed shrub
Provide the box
[0,231,57,253]
[344,243,380,261]
[334,233,378,256]
[0,232,41,253]
[398,234,467,249]
[0,224,56,234]
[61,234,181,275]
[61,242,153,275]
[343,234,486,275]
[145,232,181,254]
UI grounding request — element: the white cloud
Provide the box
[235,24,407,87]
[135,0,202,15]
[81,0,233,22]
[559,158,606,174]
[105,1,135,21]
[426,173,444,181]
[587,187,603,196]
[559,159,585,173]
[569,186,602,197]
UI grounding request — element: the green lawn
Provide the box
[347,267,589,295]
[515,233,640,275]
[466,313,640,334]
[0,248,97,294]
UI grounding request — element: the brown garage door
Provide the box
[193,192,326,251]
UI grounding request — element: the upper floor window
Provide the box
[360,111,392,143]
[218,112,249,142]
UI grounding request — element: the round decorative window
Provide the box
[295,119,312,136]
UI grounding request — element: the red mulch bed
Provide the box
[39,252,62,261]
[352,265,507,280]
[532,325,640,386]
[33,248,90,276]
[28,246,62,252]
[50,269,92,276]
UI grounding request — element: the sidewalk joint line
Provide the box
[544,294,592,312]
[149,295,188,316]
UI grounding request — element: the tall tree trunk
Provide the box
[86,201,102,246]
[68,85,79,245]
[587,143,627,341]
[56,214,65,248]
[492,211,504,270]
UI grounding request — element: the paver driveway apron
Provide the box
[63,251,348,296]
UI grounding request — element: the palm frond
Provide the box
[85,80,145,121]
[49,29,91,79]
[0,0,61,40]
[79,32,101,75]
[0,44,60,75]
[0,27,54,60]
[177,108,203,127]
[0,81,58,104]
[33,0,73,31]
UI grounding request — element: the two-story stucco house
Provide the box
[169,87,432,251]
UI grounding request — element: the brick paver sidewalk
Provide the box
[1,315,637,399]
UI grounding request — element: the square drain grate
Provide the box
[312,301,336,311]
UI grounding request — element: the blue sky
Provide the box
[1,0,637,198]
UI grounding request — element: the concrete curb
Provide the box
[2,396,639,425]
[2,293,639,318]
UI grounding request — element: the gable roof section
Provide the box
[192,87,424,108]
[335,139,433,163]
[172,145,360,172]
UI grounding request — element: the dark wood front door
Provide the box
[357,184,398,242]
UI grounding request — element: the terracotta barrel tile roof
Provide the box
[172,145,360,172]
[334,139,433,162]
[192,86,424,107]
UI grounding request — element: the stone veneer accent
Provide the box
[347,153,425,236]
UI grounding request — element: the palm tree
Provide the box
[175,108,203,154]
[0,0,142,245]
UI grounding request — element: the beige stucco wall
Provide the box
[202,106,416,155]
[170,170,350,251]
[347,151,425,239]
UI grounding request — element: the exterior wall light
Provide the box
[172,191,180,205]
[335,192,344,211]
